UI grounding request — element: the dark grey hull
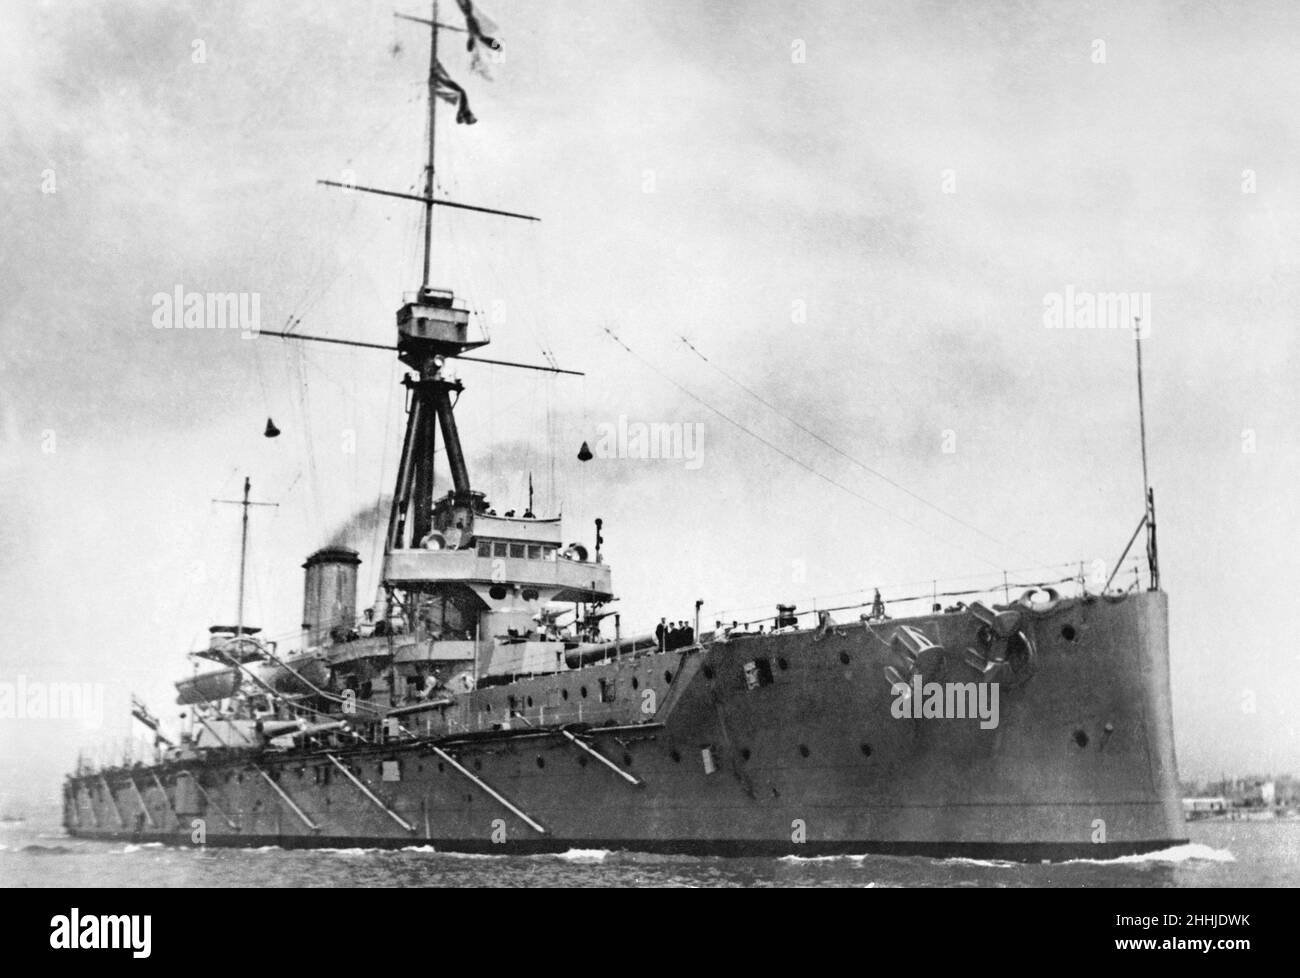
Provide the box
[70,830,1183,862]
[65,590,1187,861]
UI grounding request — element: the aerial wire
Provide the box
[600,326,1003,570]
[676,335,1041,565]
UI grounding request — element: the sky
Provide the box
[1,0,1297,807]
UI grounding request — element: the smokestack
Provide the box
[302,547,361,646]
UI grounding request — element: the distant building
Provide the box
[1182,797,1229,820]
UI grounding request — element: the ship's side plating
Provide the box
[64,589,1185,859]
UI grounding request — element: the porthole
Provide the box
[702,665,715,680]
[489,584,508,600]
[631,676,639,690]
[798,744,810,759]
[536,756,545,769]
[580,686,588,698]
[777,657,789,671]
[526,696,534,708]
[664,670,674,684]
[561,688,569,701]
[740,748,752,761]
[839,651,851,665]
[1061,624,1077,642]
[860,743,873,757]
[623,753,633,767]
[670,749,682,763]
[1073,729,1089,749]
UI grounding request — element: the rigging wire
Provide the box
[599,325,1003,570]
[174,467,241,655]
[708,557,1115,620]
[284,99,420,330]
[285,343,323,539]
[548,371,557,512]
[676,335,1041,565]
[369,359,401,591]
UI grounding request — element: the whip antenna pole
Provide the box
[1134,318,1159,591]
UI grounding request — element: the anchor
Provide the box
[962,603,1036,687]
[884,624,947,688]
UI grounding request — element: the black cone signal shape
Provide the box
[264,418,281,438]
[577,441,593,462]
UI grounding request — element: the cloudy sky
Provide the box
[1,0,1297,805]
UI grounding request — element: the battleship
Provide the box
[63,2,1186,860]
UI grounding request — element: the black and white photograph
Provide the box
[1,0,1296,928]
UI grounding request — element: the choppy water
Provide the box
[2,810,1296,887]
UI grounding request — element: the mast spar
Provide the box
[422,0,438,289]
[213,477,279,637]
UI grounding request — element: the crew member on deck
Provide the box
[871,588,886,620]
[442,520,465,549]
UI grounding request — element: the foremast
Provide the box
[385,2,488,562]
[317,5,613,683]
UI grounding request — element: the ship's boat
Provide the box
[62,3,1185,860]
[174,669,240,706]
[175,651,329,706]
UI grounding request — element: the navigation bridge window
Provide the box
[477,539,558,561]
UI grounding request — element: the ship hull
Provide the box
[64,590,1187,860]
[59,831,1178,861]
